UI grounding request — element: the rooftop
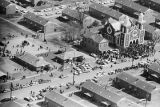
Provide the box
[84,31,107,43]
[143,24,156,34]
[23,12,49,26]
[0,101,22,107]
[115,0,149,13]
[16,53,49,68]
[132,80,156,93]
[0,0,11,8]
[62,8,87,22]
[89,3,123,20]
[116,72,138,84]
[81,81,123,104]
[45,91,83,107]
[55,50,83,60]
[151,0,160,4]
[33,4,52,11]
[0,71,6,77]
[148,62,160,74]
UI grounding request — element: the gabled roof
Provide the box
[115,0,149,13]
[132,80,156,93]
[16,53,49,67]
[23,12,48,26]
[148,62,160,74]
[62,8,87,22]
[89,3,123,20]
[45,91,83,107]
[151,0,160,4]
[55,50,83,60]
[84,31,106,43]
[0,71,6,77]
[81,81,123,104]
[143,24,156,34]
[0,101,22,107]
[109,18,121,31]
[116,72,138,83]
[0,0,11,8]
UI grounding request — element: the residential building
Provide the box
[139,0,160,12]
[114,72,156,101]
[14,53,50,71]
[45,91,84,107]
[89,3,123,20]
[81,31,109,54]
[114,0,156,24]
[0,0,16,15]
[23,12,56,33]
[81,81,124,107]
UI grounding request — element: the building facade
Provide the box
[81,31,109,54]
[103,16,145,48]
[114,72,156,101]
[81,81,123,107]
[0,0,16,15]
[14,53,49,71]
[23,12,56,34]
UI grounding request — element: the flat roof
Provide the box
[132,80,156,93]
[45,91,83,107]
[89,3,123,20]
[116,72,138,84]
[115,0,149,13]
[143,24,156,34]
[81,81,123,104]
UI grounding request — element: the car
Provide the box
[90,53,97,58]
[0,98,11,102]
[24,97,33,102]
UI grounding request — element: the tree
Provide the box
[59,24,81,43]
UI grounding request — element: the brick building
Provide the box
[23,12,56,33]
[114,72,156,101]
[45,91,83,107]
[81,81,124,107]
[14,53,50,71]
[81,31,109,54]
[0,0,16,15]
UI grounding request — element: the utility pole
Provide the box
[10,82,13,100]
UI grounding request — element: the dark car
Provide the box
[0,98,11,103]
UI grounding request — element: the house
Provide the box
[14,53,50,71]
[0,0,16,15]
[139,0,160,12]
[30,0,41,6]
[33,4,52,12]
[45,91,84,107]
[114,72,156,101]
[81,81,124,107]
[143,23,156,40]
[81,31,109,54]
[23,12,56,33]
[89,3,123,20]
